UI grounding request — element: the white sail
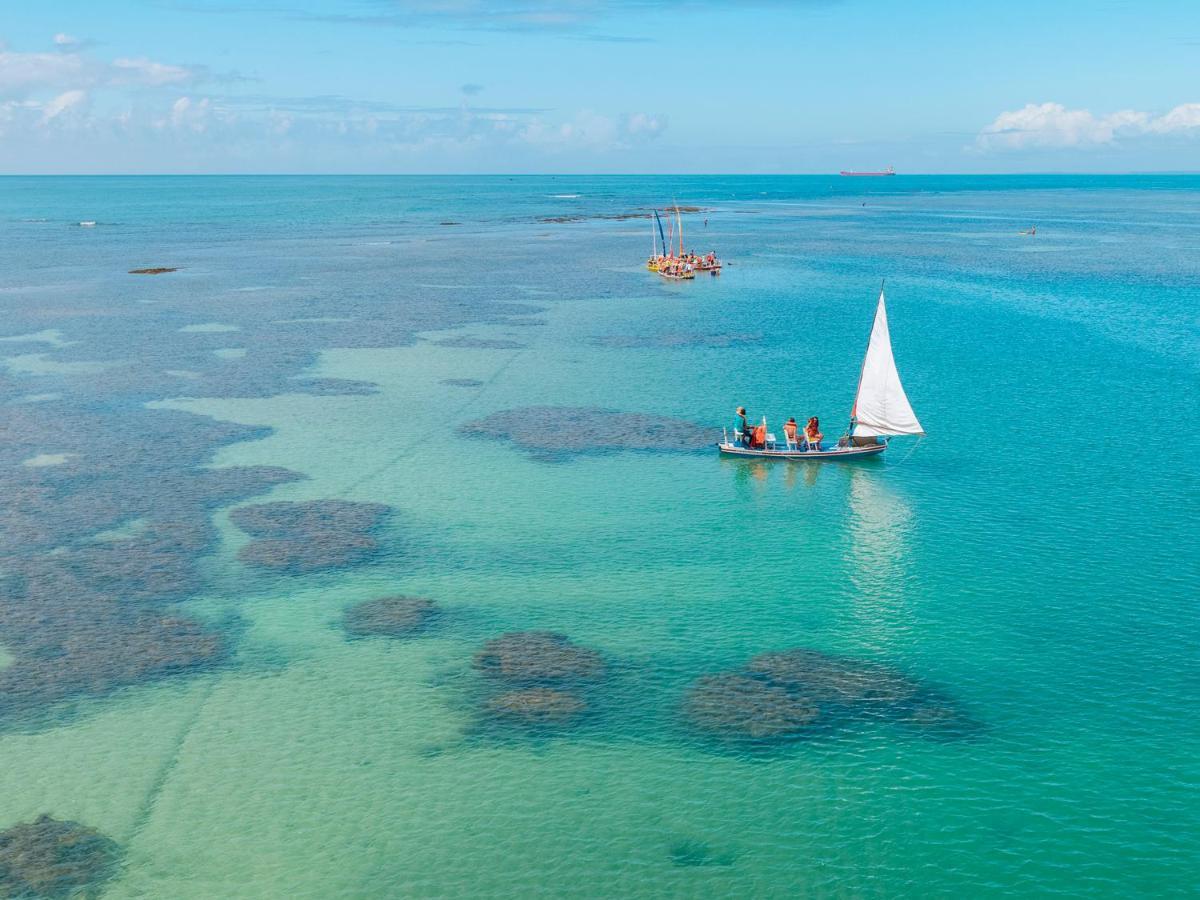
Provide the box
[851,290,924,437]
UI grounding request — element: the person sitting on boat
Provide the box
[752,422,767,449]
[804,416,824,450]
[734,406,750,446]
[783,417,798,447]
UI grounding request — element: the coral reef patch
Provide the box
[684,647,975,747]
[0,815,120,899]
[473,631,604,685]
[459,406,713,461]
[472,631,606,734]
[231,500,391,574]
[342,596,437,638]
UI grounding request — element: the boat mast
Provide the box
[849,279,885,437]
[677,203,683,257]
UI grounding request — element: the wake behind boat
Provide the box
[718,288,924,460]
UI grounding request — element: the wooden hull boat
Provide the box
[717,439,886,460]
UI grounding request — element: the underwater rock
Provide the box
[746,649,922,707]
[230,499,389,538]
[0,815,119,899]
[238,535,379,573]
[342,596,437,638]
[473,631,604,685]
[433,337,527,350]
[539,206,706,224]
[685,648,974,745]
[231,500,391,573]
[892,689,980,739]
[668,839,736,868]
[287,378,379,397]
[594,332,761,349]
[128,267,178,275]
[684,673,819,741]
[459,406,714,461]
[440,378,484,388]
[484,688,586,726]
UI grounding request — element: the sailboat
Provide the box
[717,288,924,460]
[647,210,667,270]
[658,204,695,280]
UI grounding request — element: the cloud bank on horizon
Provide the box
[1,0,1198,173]
[978,102,1200,151]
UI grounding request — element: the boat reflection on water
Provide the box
[843,464,916,645]
[721,452,884,493]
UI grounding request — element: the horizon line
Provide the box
[1,170,1199,177]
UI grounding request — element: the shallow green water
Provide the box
[1,176,1197,897]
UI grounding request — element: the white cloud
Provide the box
[39,90,87,125]
[0,41,202,99]
[1146,102,1200,134]
[520,109,667,151]
[111,57,196,87]
[978,101,1200,150]
[623,111,666,140]
[168,95,212,132]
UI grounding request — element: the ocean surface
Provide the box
[0,175,1197,898]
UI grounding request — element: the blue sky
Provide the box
[1,0,1198,173]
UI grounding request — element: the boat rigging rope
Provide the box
[126,341,528,846]
[337,344,527,498]
[889,435,925,467]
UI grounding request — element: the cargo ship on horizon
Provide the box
[839,166,896,176]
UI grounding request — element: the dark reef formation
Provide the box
[439,378,484,388]
[459,406,714,462]
[0,559,228,719]
[539,205,707,225]
[668,839,737,868]
[433,337,527,350]
[0,406,298,722]
[0,815,120,898]
[231,500,391,574]
[0,194,556,727]
[473,631,605,685]
[484,688,586,726]
[472,631,605,733]
[594,332,761,349]
[342,596,438,638]
[685,673,820,741]
[684,647,975,747]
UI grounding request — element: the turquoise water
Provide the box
[1,176,1197,897]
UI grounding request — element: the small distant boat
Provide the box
[717,288,924,461]
[78,221,97,227]
[648,204,719,278]
[839,166,895,177]
[1019,225,1037,236]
